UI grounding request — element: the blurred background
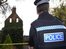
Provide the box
[0,0,66,49]
[0,0,66,36]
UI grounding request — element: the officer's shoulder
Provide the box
[31,19,38,26]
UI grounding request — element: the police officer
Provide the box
[29,0,66,49]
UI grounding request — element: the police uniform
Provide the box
[29,0,66,49]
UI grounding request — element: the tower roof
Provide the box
[5,7,22,22]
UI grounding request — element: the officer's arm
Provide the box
[29,25,35,49]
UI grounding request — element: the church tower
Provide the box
[2,7,23,49]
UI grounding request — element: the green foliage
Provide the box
[1,34,13,49]
[52,3,66,25]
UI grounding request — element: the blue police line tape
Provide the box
[0,43,28,45]
[36,25,66,32]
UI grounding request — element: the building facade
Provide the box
[1,7,23,49]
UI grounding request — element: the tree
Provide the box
[0,0,11,15]
[1,34,13,49]
[52,3,66,25]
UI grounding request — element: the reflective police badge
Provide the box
[44,32,64,42]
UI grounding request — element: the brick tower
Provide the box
[2,7,23,49]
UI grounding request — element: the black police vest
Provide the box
[35,20,66,49]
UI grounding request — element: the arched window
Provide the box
[16,18,19,22]
[9,18,12,23]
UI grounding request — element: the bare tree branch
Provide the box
[2,0,7,4]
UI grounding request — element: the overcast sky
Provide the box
[0,0,65,36]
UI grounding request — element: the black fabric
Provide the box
[29,12,66,49]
